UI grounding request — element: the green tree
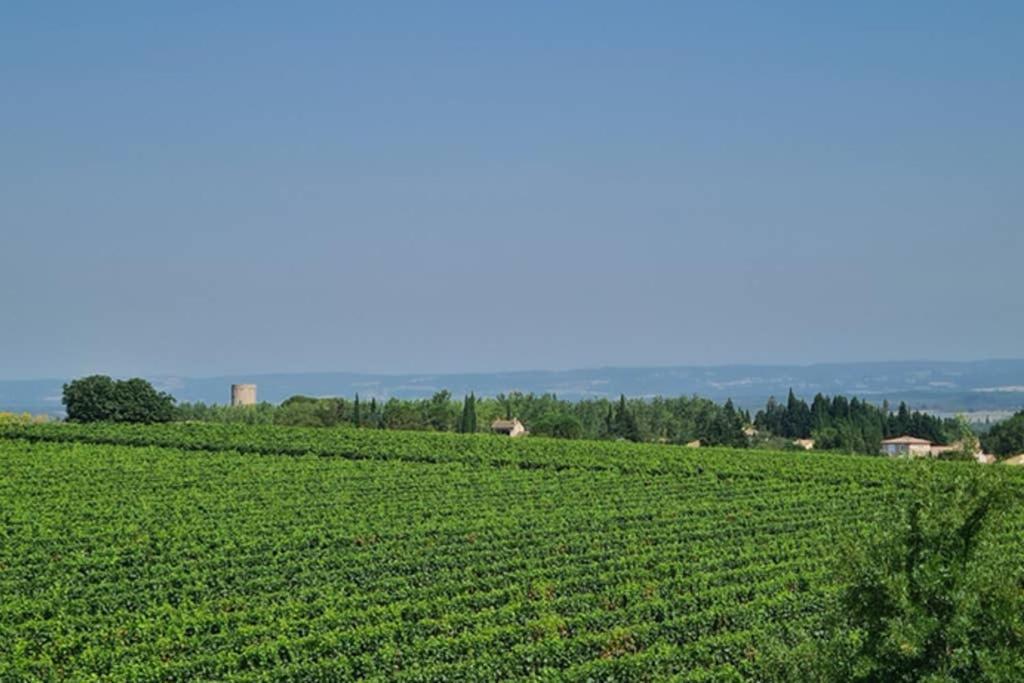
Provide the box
[531,412,583,439]
[982,411,1024,457]
[459,393,478,434]
[939,415,981,461]
[368,397,379,427]
[424,390,455,431]
[611,395,641,442]
[62,375,118,422]
[774,471,1024,681]
[63,375,174,423]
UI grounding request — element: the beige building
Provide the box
[880,435,933,457]
[491,418,527,437]
[793,438,815,451]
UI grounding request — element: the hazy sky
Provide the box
[2,2,1021,379]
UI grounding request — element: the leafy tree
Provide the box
[63,375,119,422]
[113,378,176,423]
[63,375,174,423]
[783,388,812,437]
[381,398,422,430]
[982,411,1024,457]
[938,415,981,461]
[603,403,615,438]
[531,412,583,439]
[424,390,455,431]
[704,398,746,447]
[610,395,641,442]
[771,471,1024,681]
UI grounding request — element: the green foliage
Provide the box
[758,391,952,454]
[771,470,1024,682]
[424,390,456,431]
[459,392,478,433]
[173,400,276,424]
[703,398,747,447]
[983,411,1024,457]
[2,422,1024,679]
[610,394,641,441]
[62,375,174,423]
[529,412,583,439]
[937,415,982,461]
[177,390,755,447]
[0,411,49,425]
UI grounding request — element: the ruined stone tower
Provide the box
[230,384,257,407]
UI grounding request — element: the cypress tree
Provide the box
[613,395,640,441]
[459,394,469,433]
[353,394,362,427]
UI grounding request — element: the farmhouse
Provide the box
[880,435,933,457]
[491,418,527,438]
[793,438,815,451]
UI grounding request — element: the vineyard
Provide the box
[2,423,1023,681]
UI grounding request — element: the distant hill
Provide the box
[4,360,1024,417]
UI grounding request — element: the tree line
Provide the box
[64,374,1019,457]
[754,389,958,454]
[175,388,964,455]
[174,390,752,447]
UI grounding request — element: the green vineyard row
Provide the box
[1,424,1022,680]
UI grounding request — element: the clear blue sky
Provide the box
[2,2,1021,379]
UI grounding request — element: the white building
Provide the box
[880,435,933,457]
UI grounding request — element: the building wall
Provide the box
[882,442,933,457]
[231,384,257,407]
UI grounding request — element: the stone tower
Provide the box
[230,384,257,407]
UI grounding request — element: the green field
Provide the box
[2,423,1022,681]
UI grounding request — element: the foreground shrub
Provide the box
[767,469,1024,682]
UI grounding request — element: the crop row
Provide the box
[2,426,1023,681]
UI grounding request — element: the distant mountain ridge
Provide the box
[4,360,1024,417]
